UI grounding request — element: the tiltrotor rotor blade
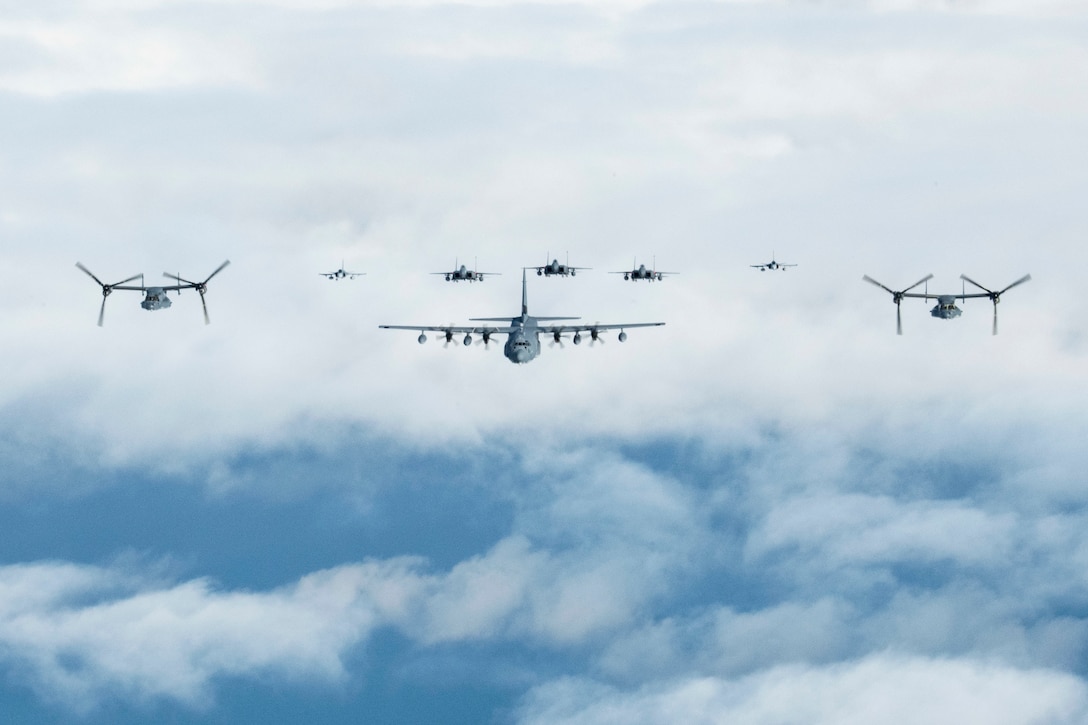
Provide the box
[76,263,105,288]
[1000,274,1032,295]
[203,259,231,284]
[77,264,141,290]
[902,274,934,294]
[163,272,198,286]
[959,274,993,295]
[862,275,894,294]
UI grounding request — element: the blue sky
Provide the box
[2,0,1088,722]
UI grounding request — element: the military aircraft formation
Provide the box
[75,252,1035,344]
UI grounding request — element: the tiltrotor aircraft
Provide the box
[77,260,231,326]
[751,254,797,272]
[862,272,1031,335]
[433,258,499,282]
[381,270,664,364]
[320,261,365,280]
[531,253,589,277]
[611,257,676,282]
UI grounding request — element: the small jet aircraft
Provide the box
[611,257,676,282]
[320,261,365,280]
[751,254,797,272]
[531,253,590,277]
[862,272,1031,335]
[433,258,499,283]
[77,260,230,326]
[381,270,664,364]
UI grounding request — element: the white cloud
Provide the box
[0,559,425,709]
[517,656,1088,725]
[746,494,1018,568]
[0,17,258,96]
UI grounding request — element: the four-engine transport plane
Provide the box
[77,260,231,326]
[532,253,590,277]
[320,261,365,280]
[863,272,1031,335]
[611,257,676,282]
[381,270,664,364]
[433,258,499,282]
[751,253,797,272]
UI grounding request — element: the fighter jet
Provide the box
[611,257,675,282]
[751,253,797,272]
[320,261,365,280]
[433,258,499,282]
[531,253,590,277]
[381,270,664,364]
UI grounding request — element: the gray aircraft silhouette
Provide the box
[531,252,590,277]
[77,260,230,326]
[320,261,365,280]
[863,273,1031,335]
[751,252,797,272]
[381,270,664,364]
[611,257,675,282]
[433,257,499,282]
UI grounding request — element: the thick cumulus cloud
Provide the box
[0,451,707,709]
[0,558,425,709]
[6,431,1088,715]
